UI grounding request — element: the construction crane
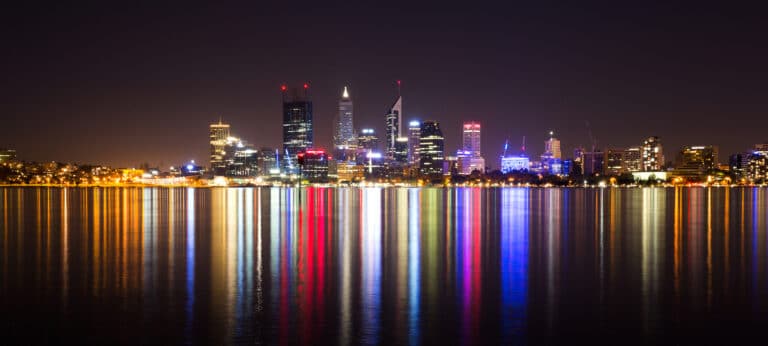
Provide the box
[585,121,598,151]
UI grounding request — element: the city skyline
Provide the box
[2,4,767,168]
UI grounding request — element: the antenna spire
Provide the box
[397,80,401,97]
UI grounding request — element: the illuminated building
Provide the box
[407,120,421,165]
[500,138,530,173]
[385,93,402,160]
[282,84,313,169]
[623,146,642,172]
[542,130,561,159]
[641,136,664,171]
[457,121,485,174]
[457,152,486,175]
[334,86,354,155]
[394,137,409,164]
[729,153,749,178]
[209,119,230,175]
[501,156,530,173]
[297,149,329,182]
[746,154,768,182]
[755,143,768,156]
[257,148,279,176]
[462,122,481,157]
[419,120,444,176]
[224,139,259,177]
[356,128,379,153]
[0,148,16,162]
[336,160,364,182]
[604,148,626,175]
[362,151,386,178]
[444,155,459,175]
[180,161,204,177]
[674,145,718,178]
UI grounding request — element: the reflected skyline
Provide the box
[1,186,768,344]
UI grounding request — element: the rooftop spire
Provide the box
[342,86,349,99]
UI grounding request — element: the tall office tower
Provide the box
[543,130,562,159]
[385,94,403,159]
[458,121,485,174]
[462,121,482,157]
[394,137,409,164]
[623,147,642,172]
[209,119,231,174]
[282,84,313,166]
[419,120,445,175]
[334,86,354,150]
[408,120,421,164]
[641,136,664,171]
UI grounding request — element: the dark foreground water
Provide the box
[1,187,768,344]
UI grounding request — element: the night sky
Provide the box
[2,3,766,168]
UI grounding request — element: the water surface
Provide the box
[1,187,767,344]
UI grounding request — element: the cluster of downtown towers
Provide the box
[209,84,486,181]
[208,84,768,183]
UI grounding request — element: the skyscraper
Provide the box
[543,130,562,159]
[394,137,409,164]
[334,86,354,150]
[385,94,402,159]
[641,136,664,171]
[407,120,421,165]
[419,120,444,176]
[459,121,485,174]
[623,147,642,172]
[282,84,313,167]
[209,118,230,174]
[462,122,482,157]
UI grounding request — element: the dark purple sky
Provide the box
[2,3,766,168]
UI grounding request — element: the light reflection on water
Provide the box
[1,187,768,344]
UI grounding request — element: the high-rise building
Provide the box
[462,122,481,157]
[675,145,718,176]
[334,86,354,151]
[385,95,402,159]
[604,148,626,175]
[357,128,379,151]
[209,119,231,175]
[458,121,485,175]
[623,147,642,172]
[543,131,562,159]
[408,120,421,165]
[282,84,313,166]
[394,137,409,164]
[641,136,664,171]
[419,120,444,175]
